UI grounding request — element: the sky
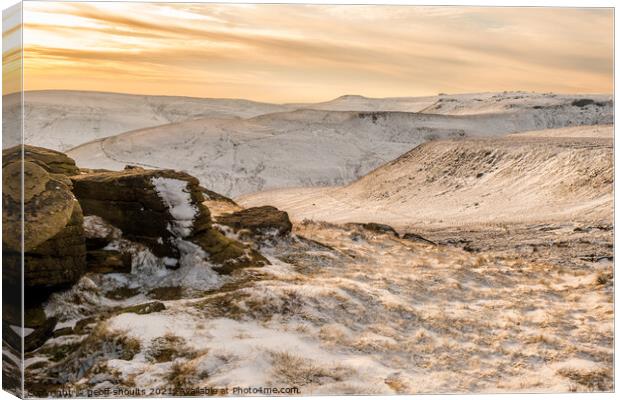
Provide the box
[2,2,614,102]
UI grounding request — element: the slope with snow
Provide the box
[3,90,289,151]
[68,95,612,197]
[239,125,613,228]
[5,90,611,158]
[294,91,612,115]
[415,92,612,116]
[287,94,438,112]
[29,220,613,395]
[16,91,614,395]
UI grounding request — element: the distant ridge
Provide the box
[67,91,613,197]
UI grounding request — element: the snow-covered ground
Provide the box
[290,92,612,115]
[28,220,613,395]
[15,91,614,395]
[239,125,613,229]
[3,90,290,150]
[9,90,610,152]
[3,90,612,198]
[67,92,612,197]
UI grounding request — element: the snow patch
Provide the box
[83,215,120,239]
[10,325,34,337]
[106,238,222,292]
[151,177,197,237]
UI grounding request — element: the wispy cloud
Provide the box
[16,2,613,102]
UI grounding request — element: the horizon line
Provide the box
[3,88,614,105]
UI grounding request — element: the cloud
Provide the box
[17,2,613,102]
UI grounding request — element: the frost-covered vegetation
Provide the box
[26,219,613,395]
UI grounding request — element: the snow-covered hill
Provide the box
[6,90,612,153]
[239,125,613,228]
[68,96,612,197]
[294,91,612,115]
[3,90,289,150]
[287,94,438,112]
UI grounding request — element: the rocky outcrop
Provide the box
[72,168,192,258]
[71,167,267,273]
[217,206,293,238]
[3,145,80,177]
[118,301,166,315]
[358,223,399,237]
[344,222,400,238]
[345,222,436,245]
[87,250,132,274]
[199,186,238,205]
[3,161,75,253]
[2,146,87,299]
[24,317,59,352]
[82,215,120,251]
[1,146,273,357]
[22,202,87,292]
[402,232,437,246]
[2,146,86,353]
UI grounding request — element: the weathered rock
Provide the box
[2,147,87,298]
[87,249,132,274]
[3,161,76,252]
[3,303,47,329]
[571,98,595,107]
[104,287,141,300]
[79,167,114,174]
[52,327,74,338]
[348,222,400,237]
[21,203,87,294]
[24,306,49,329]
[74,316,99,335]
[72,167,267,273]
[2,322,22,352]
[402,232,437,246]
[82,215,120,250]
[2,145,80,177]
[72,168,189,258]
[4,316,59,353]
[147,286,184,301]
[192,229,268,274]
[118,301,166,315]
[24,317,58,352]
[201,186,243,218]
[217,206,293,238]
[199,186,238,205]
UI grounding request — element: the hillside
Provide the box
[294,92,612,115]
[68,95,612,197]
[2,90,289,150]
[7,108,613,395]
[15,141,613,395]
[239,125,613,228]
[4,90,612,154]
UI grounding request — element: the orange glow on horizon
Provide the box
[4,2,613,102]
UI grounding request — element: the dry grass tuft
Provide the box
[270,351,350,387]
[558,367,613,391]
[167,361,198,390]
[146,333,195,363]
[87,324,142,362]
[384,373,410,393]
[595,271,612,286]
